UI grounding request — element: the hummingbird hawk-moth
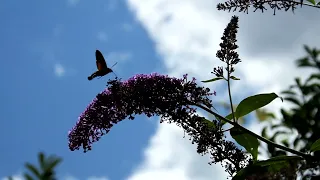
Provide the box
[88,50,117,80]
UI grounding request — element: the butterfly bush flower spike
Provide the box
[68,73,249,176]
[69,73,213,151]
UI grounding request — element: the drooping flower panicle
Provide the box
[68,73,214,152]
[68,73,249,176]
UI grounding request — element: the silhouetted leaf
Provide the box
[39,152,45,171]
[46,155,62,170]
[230,76,240,80]
[304,45,312,55]
[284,97,301,106]
[296,57,313,68]
[25,163,41,178]
[310,138,320,152]
[24,173,33,180]
[235,93,282,120]
[306,73,320,82]
[281,90,296,95]
[201,77,224,83]
[230,127,259,161]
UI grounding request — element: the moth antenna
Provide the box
[111,62,118,68]
[112,71,118,77]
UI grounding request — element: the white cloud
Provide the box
[126,123,228,180]
[63,175,79,180]
[67,0,80,6]
[121,23,134,32]
[87,176,109,180]
[97,32,108,42]
[54,63,66,77]
[1,174,23,180]
[107,52,133,62]
[125,0,320,179]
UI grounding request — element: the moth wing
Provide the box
[95,50,108,71]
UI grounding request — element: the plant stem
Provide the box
[227,63,236,122]
[194,103,314,160]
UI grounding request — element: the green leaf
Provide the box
[261,127,268,138]
[39,152,46,171]
[235,93,282,120]
[230,127,259,161]
[284,97,301,106]
[307,0,316,5]
[310,138,320,152]
[201,77,224,83]
[306,73,320,82]
[304,45,312,55]
[25,163,41,178]
[233,156,302,180]
[296,57,313,68]
[230,76,240,80]
[24,173,34,180]
[317,1,320,5]
[281,90,296,95]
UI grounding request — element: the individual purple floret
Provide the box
[68,73,215,152]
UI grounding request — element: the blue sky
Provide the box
[0,0,164,179]
[1,0,320,180]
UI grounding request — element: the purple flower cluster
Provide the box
[68,73,214,152]
[68,73,250,176]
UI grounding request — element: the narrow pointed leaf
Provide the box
[235,93,282,120]
[307,74,320,82]
[281,90,296,95]
[307,0,316,5]
[24,173,34,180]
[284,97,301,106]
[39,152,46,170]
[201,77,224,83]
[230,76,240,80]
[310,138,320,152]
[25,163,41,178]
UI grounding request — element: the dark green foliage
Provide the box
[233,156,302,180]
[259,46,320,179]
[7,152,62,180]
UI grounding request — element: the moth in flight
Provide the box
[88,50,117,81]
